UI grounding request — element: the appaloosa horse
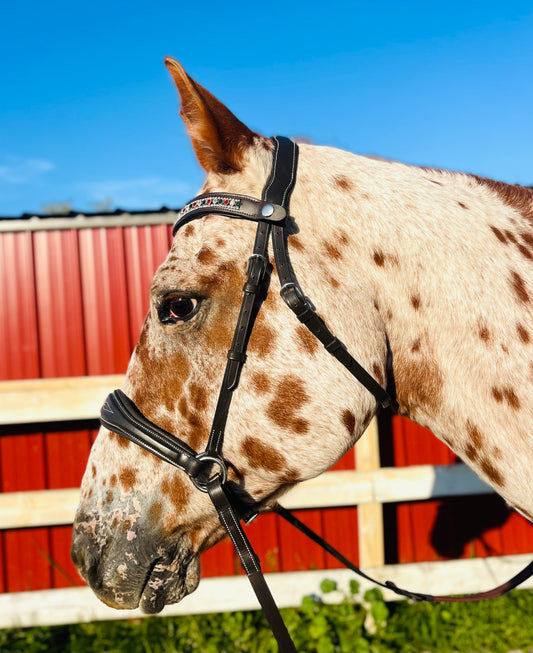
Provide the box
[72,59,532,620]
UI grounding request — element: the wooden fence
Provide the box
[0,375,531,628]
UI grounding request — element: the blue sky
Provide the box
[1,1,532,216]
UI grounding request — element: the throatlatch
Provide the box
[100,136,533,653]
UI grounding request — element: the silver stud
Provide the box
[261,204,275,217]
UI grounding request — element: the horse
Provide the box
[71,58,532,620]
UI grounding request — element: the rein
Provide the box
[100,137,533,653]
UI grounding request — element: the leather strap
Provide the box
[273,504,533,603]
[208,478,297,653]
[205,220,272,456]
[101,390,202,478]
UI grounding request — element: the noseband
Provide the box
[100,137,533,653]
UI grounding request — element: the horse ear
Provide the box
[164,57,257,174]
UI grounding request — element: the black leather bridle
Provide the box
[100,137,533,653]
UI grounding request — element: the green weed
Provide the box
[0,584,531,652]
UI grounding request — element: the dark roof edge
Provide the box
[0,208,178,232]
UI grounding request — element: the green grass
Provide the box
[1,582,532,652]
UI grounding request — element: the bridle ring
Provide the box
[191,453,228,493]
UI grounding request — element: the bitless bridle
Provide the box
[101,137,533,653]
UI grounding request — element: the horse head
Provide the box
[71,59,386,613]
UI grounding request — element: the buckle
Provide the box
[191,453,228,493]
[279,282,316,312]
[245,253,268,279]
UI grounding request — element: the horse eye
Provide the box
[160,296,200,324]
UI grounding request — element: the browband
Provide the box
[173,193,287,236]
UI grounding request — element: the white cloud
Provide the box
[0,157,55,184]
[79,176,195,210]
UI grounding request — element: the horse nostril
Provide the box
[87,559,104,591]
[70,535,87,571]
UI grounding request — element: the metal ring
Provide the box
[191,453,228,493]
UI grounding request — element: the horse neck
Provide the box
[292,144,530,434]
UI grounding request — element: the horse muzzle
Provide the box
[71,510,200,614]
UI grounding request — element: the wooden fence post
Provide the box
[355,418,384,568]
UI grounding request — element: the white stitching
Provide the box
[218,507,260,574]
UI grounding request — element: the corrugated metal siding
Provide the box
[33,228,90,589]
[0,220,530,594]
[0,223,174,593]
[0,231,51,592]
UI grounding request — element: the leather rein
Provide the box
[100,137,533,653]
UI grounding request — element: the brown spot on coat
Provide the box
[458,202,468,209]
[325,242,343,260]
[478,322,490,342]
[248,318,276,356]
[373,251,385,267]
[289,234,305,251]
[503,388,520,410]
[334,175,353,192]
[338,231,350,247]
[251,371,271,393]
[480,459,505,487]
[509,271,530,303]
[463,421,483,464]
[199,260,241,296]
[467,421,483,450]
[183,224,195,238]
[372,363,384,385]
[110,474,117,487]
[490,226,507,243]
[412,338,421,352]
[91,464,97,478]
[105,490,113,504]
[411,295,421,310]
[517,323,530,343]
[241,436,287,473]
[295,324,319,355]
[521,232,533,247]
[161,475,191,512]
[266,375,310,434]
[189,382,208,412]
[492,386,521,409]
[130,320,191,419]
[394,352,443,413]
[118,467,136,492]
[116,432,131,449]
[517,243,533,260]
[462,422,504,486]
[342,409,356,436]
[504,230,517,244]
[178,395,204,430]
[279,468,301,484]
[197,246,217,265]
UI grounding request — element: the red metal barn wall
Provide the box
[0,219,530,594]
